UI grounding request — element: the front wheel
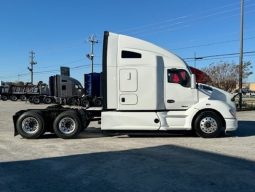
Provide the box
[1,95,8,101]
[53,110,82,139]
[194,111,224,138]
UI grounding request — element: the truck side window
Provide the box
[121,51,141,58]
[167,69,191,87]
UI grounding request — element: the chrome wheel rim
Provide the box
[58,117,76,134]
[200,117,218,134]
[21,117,39,134]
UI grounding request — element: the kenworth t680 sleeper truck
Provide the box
[12,31,238,139]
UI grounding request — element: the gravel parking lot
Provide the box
[0,101,255,192]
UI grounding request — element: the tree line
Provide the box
[200,61,253,92]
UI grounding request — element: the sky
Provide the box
[0,0,254,85]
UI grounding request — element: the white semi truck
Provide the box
[13,31,238,139]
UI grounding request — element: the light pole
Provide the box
[86,35,98,96]
[86,35,98,74]
[28,51,37,84]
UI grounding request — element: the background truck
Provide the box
[12,31,238,139]
[1,72,102,107]
[0,81,49,102]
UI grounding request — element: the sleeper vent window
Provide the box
[62,85,66,90]
[121,51,142,58]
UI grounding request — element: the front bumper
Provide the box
[225,118,238,132]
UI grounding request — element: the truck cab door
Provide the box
[165,68,197,110]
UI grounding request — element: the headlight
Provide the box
[229,109,236,118]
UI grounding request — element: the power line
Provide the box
[121,16,187,33]
[184,51,255,61]
[172,36,255,51]
[121,1,242,33]
[36,58,86,69]
[189,53,255,62]
[34,64,101,74]
[121,1,255,36]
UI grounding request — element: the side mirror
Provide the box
[191,74,196,89]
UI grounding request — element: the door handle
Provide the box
[167,99,175,103]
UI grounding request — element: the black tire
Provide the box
[1,95,8,101]
[194,111,224,138]
[33,97,40,104]
[10,95,18,101]
[16,111,45,139]
[20,95,27,101]
[44,97,52,104]
[81,98,90,108]
[94,98,102,107]
[28,96,33,103]
[53,110,82,139]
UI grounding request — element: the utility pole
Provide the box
[193,52,203,68]
[194,52,197,68]
[239,0,244,110]
[17,74,21,81]
[28,51,37,84]
[86,35,98,74]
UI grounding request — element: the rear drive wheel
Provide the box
[44,97,52,104]
[94,98,102,107]
[20,95,27,101]
[16,111,45,139]
[81,98,90,108]
[194,111,223,138]
[10,95,18,101]
[53,110,82,139]
[33,97,40,104]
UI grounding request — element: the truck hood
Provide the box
[198,83,236,109]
